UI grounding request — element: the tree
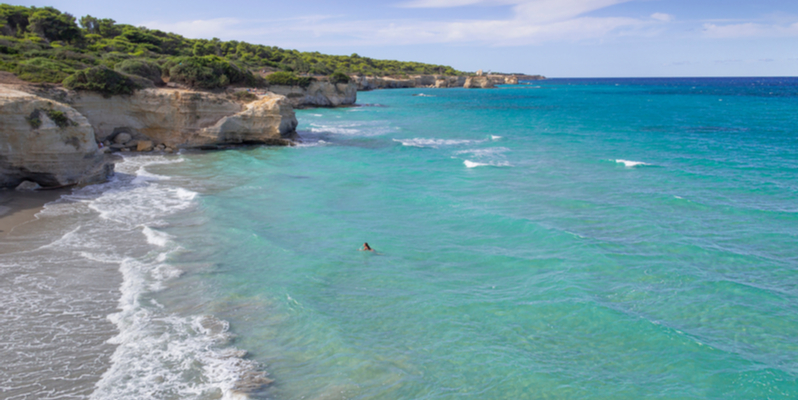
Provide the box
[78,15,98,34]
[0,4,31,37]
[27,7,81,43]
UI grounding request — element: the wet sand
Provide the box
[0,188,67,243]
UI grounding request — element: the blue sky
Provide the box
[17,0,798,76]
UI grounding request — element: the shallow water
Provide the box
[1,78,796,399]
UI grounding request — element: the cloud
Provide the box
[650,13,674,22]
[142,0,660,47]
[702,22,797,38]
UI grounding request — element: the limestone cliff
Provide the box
[0,85,299,188]
[66,89,297,147]
[267,81,357,108]
[463,76,496,89]
[0,87,112,188]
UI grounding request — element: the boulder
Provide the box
[113,132,131,144]
[0,87,113,188]
[136,140,154,152]
[15,180,40,191]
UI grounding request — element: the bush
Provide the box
[62,65,140,96]
[25,108,72,129]
[12,57,75,82]
[266,71,312,88]
[115,59,162,85]
[329,71,350,84]
[166,55,256,89]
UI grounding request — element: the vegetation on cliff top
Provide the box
[0,4,463,92]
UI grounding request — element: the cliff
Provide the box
[0,87,112,188]
[66,89,297,148]
[266,81,357,108]
[0,85,299,188]
[350,74,538,91]
[463,76,496,89]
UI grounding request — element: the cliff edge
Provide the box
[0,85,300,188]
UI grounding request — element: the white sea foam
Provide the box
[491,135,502,140]
[309,124,360,135]
[615,159,650,167]
[455,147,510,156]
[294,139,330,148]
[413,93,435,97]
[42,155,269,400]
[393,138,481,148]
[142,226,170,247]
[464,160,511,168]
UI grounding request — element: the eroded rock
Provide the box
[0,87,113,188]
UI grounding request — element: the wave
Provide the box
[34,155,268,400]
[464,160,511,168]
[309,122,396,137]
[491,135,502,140]
[454,147,510,156]
[393,138,482,148]
[614,159,651,168]
[412,93,435,97]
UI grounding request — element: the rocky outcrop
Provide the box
[66,89,297,147]
[267,81,357,108]
[197,95,298,144]
[0,87,112,188]
[464,76,496,89]
[351,74,537,90]
[352,75,468,91]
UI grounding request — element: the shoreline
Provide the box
[0,188,69,242]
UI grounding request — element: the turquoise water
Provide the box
[148,78,796,399]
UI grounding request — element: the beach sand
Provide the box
[0,188,68,243]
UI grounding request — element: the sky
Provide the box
[16,0,799,77]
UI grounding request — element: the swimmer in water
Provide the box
[360,242,374,252]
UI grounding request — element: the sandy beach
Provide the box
[0,189,67,243]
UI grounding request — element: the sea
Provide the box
[1,77,797,400]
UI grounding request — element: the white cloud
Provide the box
[650,13,674,22]
[702,22,798,38]
[141,0,657,47]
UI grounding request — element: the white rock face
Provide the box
[464,76,496,89]
[67,88,297,147]
[351,75,467,90]
[0,87,112,188]
[198,94,298,144]
[267,81,357,107]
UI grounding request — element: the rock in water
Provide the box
[15,180,40,191]
[0,87,113,188]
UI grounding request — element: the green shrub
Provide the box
[26,109,41,128]
[45,109,70,127]
[115,59,162,85]
[329,71,350,84]
[266,71,312,88]
[25,108,71,128]
[62,65,140,96]
[167,55,256,89]
[13,57,75,82]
